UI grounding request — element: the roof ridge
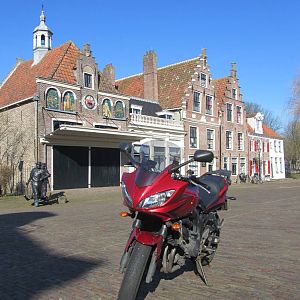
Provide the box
[0,60,25,88]
[157,57,199,71]
[116,57,199,82]
[49,41,73,79]
[116,72,143,82]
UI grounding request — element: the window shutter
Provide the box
[268,160,271,174]
[254,141,257,151]
[250,160,252,176]
[267,142,269,152]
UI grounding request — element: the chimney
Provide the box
[231,62,237,78]
[82,44,91,57]
[200,48,207,67]
[103,63,115,86]
[143,50,158,100]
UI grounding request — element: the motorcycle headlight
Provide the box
[121,181,132,207]
[138,190,175,209]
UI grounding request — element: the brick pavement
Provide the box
[0,181,299,299]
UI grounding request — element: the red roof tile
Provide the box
[0,41,79,108]
[262,124,282,139]
[116,58,199,109]
[212,78,227,103]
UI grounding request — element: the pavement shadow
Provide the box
[137,260,197,299]
[0,211,101,299]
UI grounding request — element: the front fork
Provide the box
[119,219,167,283]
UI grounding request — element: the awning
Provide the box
[41,125,151,148]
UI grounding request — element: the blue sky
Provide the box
[0,0,299,125]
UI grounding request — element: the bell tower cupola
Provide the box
[33,5,53,65]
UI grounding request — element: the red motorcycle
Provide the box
[117,144,232,300]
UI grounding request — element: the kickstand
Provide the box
[195,259,208,285]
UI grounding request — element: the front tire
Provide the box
[117,241,152,300]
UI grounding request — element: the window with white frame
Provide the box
[231,157,238,175]
[280,157,283,172]
[207,129,214,150]
[226,103,233,122]
[226,131,233,149]
[207,162,214,173]
[238,133,244,150]
[278,141,281,152]
[190,127,197,148]
[154,147,165,171]
[206,95,213,115]
[275,157,278,173]
[223,157,228,170]
[193,91,201,112]
[188,155,199,176]
[232,88,237,99]
[84,73,93,89]
[240,157,246,174]
[169,147,181,165]
[200,73,207,87]
[133,144,150,163]
[274,140,277,152]
[236,106,242,123]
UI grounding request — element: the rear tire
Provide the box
[117,241,152,300]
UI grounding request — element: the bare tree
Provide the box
[0,113,30,195]
[245,101,282,131]
[291,77,300,118]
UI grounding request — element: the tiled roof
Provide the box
[247,123,282,139]
[212,77,227,102]
[116,58,199,109]
[262,124,282,139]
[0,41,79,108]
[247,124,254,134]
[0,41,119,109]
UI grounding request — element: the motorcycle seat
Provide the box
[197,174,226,209]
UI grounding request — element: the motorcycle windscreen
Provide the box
[134,166,161,187]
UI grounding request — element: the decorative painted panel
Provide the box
[63,91,75,112]
[84,95,96,110]
[115,101,125,118]
[46,88,59,109]
[102,99,112,118]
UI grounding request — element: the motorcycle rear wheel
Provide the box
[117,241,152,300]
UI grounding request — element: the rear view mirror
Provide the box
[193,150,214,163]
[120,142,132,153]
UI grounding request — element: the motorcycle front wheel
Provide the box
[117,241,152,300]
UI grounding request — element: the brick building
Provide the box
[0,9,150,190]
[0,9,285,191]
[116,50,252,179]
[213,64,248,177]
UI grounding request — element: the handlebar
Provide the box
[172,173,211,192]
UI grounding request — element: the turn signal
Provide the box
[119,212,129,217]
[171,223,181,231]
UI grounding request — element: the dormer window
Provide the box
[156,111,173,120]
[84,73,93,89]
[130,104,142,115]
[200,73,207,87]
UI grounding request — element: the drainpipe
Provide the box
[33,95,39,163]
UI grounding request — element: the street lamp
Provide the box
[257,140,261,182]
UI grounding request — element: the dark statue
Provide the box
[26,162,51,207]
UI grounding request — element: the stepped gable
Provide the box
[0,41,79,108]
[116,58,199,109]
